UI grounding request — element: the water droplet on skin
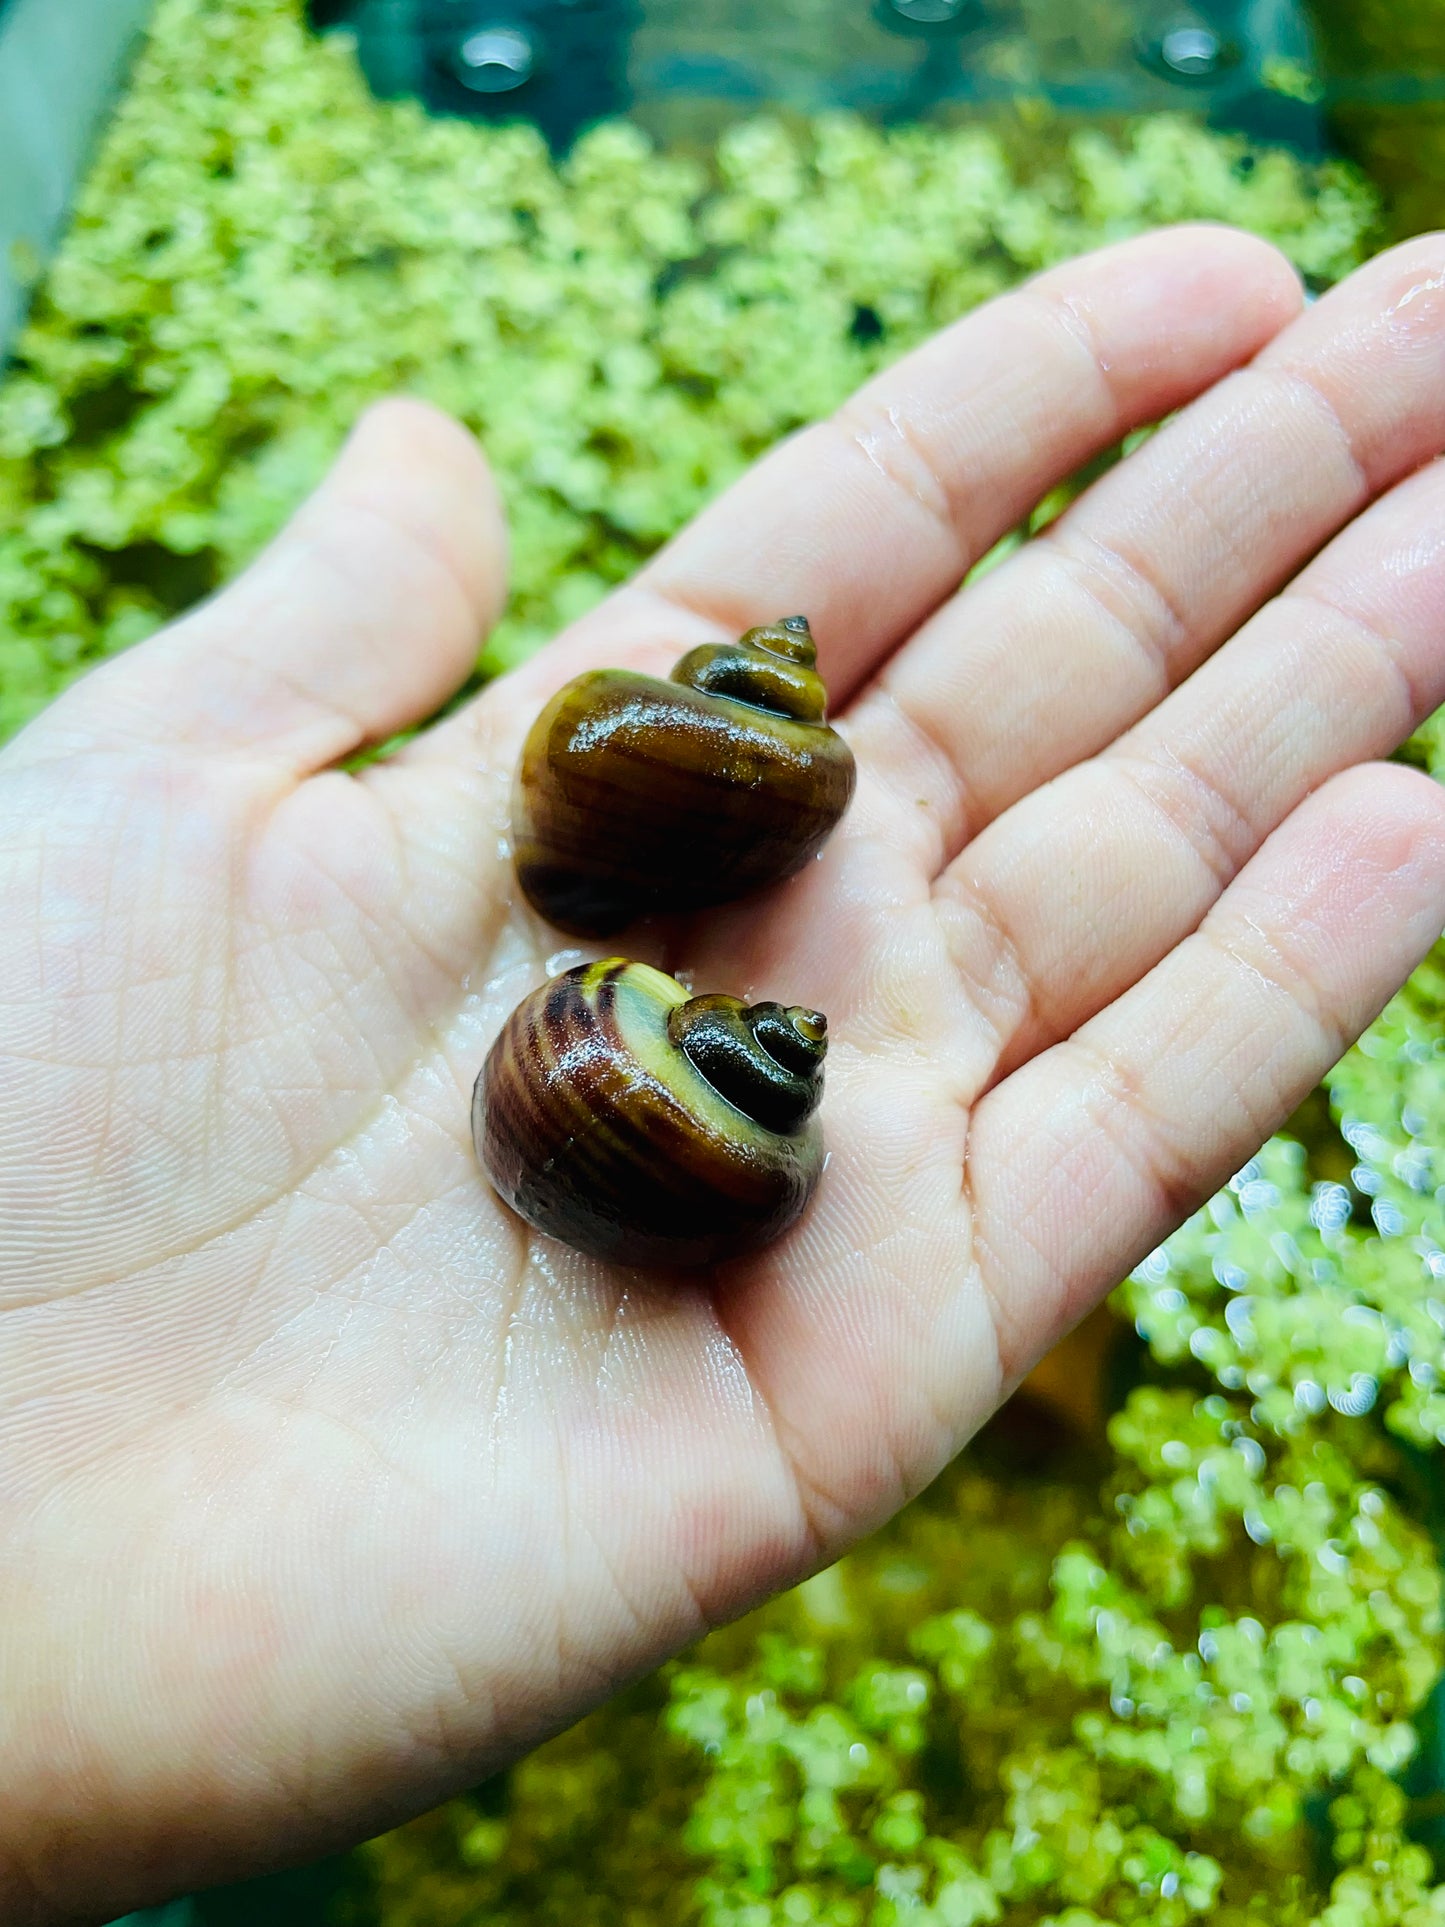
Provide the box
[1384,270,1445,319]
[545,948,591,977]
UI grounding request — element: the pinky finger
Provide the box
[966,762,1445,1386]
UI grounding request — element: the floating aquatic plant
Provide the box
[0,0,1379,742]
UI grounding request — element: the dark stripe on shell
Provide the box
[477,963,824,1267]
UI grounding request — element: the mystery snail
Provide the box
[474,959,829,1267]
[512,615,856,937]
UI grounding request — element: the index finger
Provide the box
[425,223,1302,752]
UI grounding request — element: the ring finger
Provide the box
[936,452,1445,1080]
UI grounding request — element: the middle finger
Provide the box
[851,234,1445,868]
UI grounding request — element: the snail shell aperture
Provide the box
[474,959,829,1267]
[512,616,856,937]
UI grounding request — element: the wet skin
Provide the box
[6,227,1445,1920]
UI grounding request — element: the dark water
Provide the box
[313,0,1329,150]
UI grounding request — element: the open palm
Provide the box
[7,227,1445,1924]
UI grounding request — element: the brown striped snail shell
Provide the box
[474,959,829,1268]
[512,616,856,937]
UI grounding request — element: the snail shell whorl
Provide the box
[475,960,828,1268]
[512,616,856,938]
[670,615,830,724]
[667,994,827,1135]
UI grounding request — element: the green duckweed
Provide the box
[0,0,1380,742]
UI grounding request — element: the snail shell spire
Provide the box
[669,615,829,724]
[511,617,856,938]
[474,961,829,1268]
[667,995,827,1135]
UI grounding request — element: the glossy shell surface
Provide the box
[474,959,828,1268]
[512,617,856,937]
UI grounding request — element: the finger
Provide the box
[938,454,1445,1079]
[853,233,1445,866]
[965,763,1445,1384]
[39,400,507,773]
[411,225,1299,767]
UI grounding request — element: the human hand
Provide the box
[6,226,1445,1923]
